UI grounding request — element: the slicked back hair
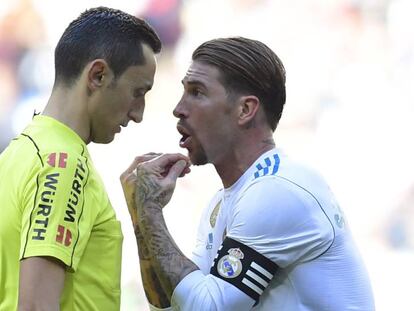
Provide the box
[54,6,161,86]
[192,37,286,131]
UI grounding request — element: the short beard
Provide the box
[189,147,208,166]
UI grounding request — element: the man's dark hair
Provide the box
[54,6,161,86]
[192,37,286,131]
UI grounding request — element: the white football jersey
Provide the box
[169,149,375,310]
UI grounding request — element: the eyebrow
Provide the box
[181,79,207,88]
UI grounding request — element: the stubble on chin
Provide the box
[189,148,208,166]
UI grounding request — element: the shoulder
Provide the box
[228,176,336,266]
[236,175,319,216]
[224,152,338,266]
[239,151,333,216]
[229,174,335,244]
[1,134,89,187]
[21,116,87,160]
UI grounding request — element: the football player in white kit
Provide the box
[121,37,375,310]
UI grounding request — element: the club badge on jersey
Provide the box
[211,237,279,304]
[217,248,244,278]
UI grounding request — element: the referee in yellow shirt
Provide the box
[0,7,161,310]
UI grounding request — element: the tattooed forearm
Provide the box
[135,168,176,209]
[141,260,170,307]
[135,170,198,298]
[137,205,198,297]
[122,154,191,307]
[135,225,151,260]
[135,225,171,308]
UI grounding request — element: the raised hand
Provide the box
[120,153,161,228]
[134,153,191,212]
[120,153,190,227]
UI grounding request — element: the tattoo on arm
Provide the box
[135,170,198,298]
[135,226,171,308]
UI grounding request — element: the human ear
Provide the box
[86,59,109,92]
[237,95,260,126]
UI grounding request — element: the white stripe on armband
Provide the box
[251,261,273,279]
[242,278,264,295]
[246,269,268,288]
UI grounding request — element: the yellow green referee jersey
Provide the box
[0,115,123,310]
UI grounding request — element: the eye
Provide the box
[190,88,203,97]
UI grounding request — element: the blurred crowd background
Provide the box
[1,0,413,310]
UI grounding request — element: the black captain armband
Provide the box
[210,237,278,303]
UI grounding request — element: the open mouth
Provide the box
[180,134,190,147]
[177,124,191,148]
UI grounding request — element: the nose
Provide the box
[128,100,145,123]
[173,97,188,119]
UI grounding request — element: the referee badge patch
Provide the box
[217,248,244,278]
[211,237,279,303]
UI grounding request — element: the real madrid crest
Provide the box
[217,248,244,278]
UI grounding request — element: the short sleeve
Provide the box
[20,150,94,271]
[227,177,335,268]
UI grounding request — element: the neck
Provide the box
[215,135,275,188]
[42,84,90,143]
